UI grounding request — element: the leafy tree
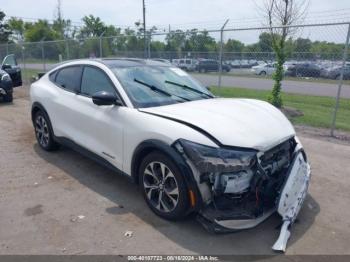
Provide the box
[262,0,308,108]
[225,39,244,53]
[80,15,106,37]
[258,32,274,52]
[0,11,11,43]
[24,20,59,42]
[8,17,24,42]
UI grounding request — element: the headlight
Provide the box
[1,73,11,82]
[174,139,257,173]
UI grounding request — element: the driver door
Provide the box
[74,65,125,170]
[2,55,22,87]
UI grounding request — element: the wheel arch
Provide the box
[31,102,48,123]
[31,102,56,138]
[131,139,203,212]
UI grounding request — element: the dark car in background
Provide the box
[0,69,13,102]
[285,63,321,77]
[1,54,22,87]
[320,63,350,80]
[196,59,231,73]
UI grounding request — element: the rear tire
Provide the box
[259,71,267,76]
[3,93,13,103]
[34,110,60,151]
[139,152,190,220]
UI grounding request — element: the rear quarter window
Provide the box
[54,66,82,92]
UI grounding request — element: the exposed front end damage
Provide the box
[173,136,311,252]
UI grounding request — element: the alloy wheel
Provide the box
[143,161,179,213]
[35,115,50,148]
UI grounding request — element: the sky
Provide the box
[2,0,350,43]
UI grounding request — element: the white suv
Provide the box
[30,58,310,252]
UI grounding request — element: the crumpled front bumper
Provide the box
[197,150,311,252]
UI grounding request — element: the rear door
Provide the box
[1,55,22,87]
[49,65,83,139]
[74,65,125,169]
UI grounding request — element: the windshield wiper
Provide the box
[165,80,214,98]
[134,78,191,101]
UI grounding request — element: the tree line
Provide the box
[0,10,345,61]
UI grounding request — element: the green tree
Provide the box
[262,0,308,108]
[8,17,24,42]
[80,15,106,37]
[225,39,244,53]
[0,11,11,43]
[24,20,59,42]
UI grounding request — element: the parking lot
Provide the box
[1,86,350,255]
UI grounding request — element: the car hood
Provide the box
[139,98,295,151]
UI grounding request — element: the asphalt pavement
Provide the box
[192,73,350,98]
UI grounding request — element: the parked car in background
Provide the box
[1,54,22,87]
[285,63,321,77]
[195,59,230,73]
[172,59,197,71]
[251,63,276,75]
[320,63,350,80]
[227,59,259,69]
[0,69,13,102]
[151,58,172,65]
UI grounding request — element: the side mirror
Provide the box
[92,91,122,106]
[2,64,12,70]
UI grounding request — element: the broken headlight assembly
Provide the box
[174,139,260,195]
[174,139,257,174]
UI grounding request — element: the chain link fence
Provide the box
[1,22,349,135]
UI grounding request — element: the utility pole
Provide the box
[56,0,64,37]
[143,0,147,58]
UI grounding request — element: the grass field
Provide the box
[21,68,42,83]
[192,72,350,85]
[211,87,350,131]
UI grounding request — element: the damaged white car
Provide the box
[30,58,311,252]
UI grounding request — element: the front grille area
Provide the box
[259,137,296,176]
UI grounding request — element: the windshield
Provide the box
[111,66,213,108]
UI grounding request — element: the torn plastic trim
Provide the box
[272,150,311,252]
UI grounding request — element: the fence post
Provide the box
[99,31,106,58]
[218,19,229,89]
[330,23,350,136]
[21,43,26,84]
[41,40,46,71]
[65,39,70,60]
[148,33,151,58]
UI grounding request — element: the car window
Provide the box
[179,59,184,64]
[55,66,82,92]
[49,70,58,82]
[185,60,191,64]
[80,66,116,96]
[2,55,17,67]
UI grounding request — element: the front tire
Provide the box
[139,152,189,220]
[34,110,60,151]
